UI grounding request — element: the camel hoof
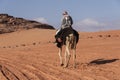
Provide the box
[63,65,68,68]
[63,66,67,68]
[60,63,64,66]
[73,63,76,68]
[74,65,76,68]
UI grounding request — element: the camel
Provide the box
[57,32,79,68]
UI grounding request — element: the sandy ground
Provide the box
[0,28,120,80]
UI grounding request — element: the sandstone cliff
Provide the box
[0,14,55,34]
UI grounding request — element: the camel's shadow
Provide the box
[89,58,119,65]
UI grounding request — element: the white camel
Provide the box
[58,33,77,68]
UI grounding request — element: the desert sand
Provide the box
[0,28,120,80]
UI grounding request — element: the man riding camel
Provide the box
[55,11,79,47]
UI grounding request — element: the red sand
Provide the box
[0,29,120,80]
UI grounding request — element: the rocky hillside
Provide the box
[0,14,55,34]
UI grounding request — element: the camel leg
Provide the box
[64,48,68,67]
[64,42,71,68]
[73,38,77,68]
[66,45,71,67]
[73,48,76,68]
[58,48,63,66]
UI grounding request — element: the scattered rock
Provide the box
[32,42,36,45]
[98,35,103,37]
[21,44,26,46]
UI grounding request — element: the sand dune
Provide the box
[0,29,120,80]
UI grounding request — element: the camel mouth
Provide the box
[57,38,62,43]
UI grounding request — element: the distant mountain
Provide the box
[0,14,55,34]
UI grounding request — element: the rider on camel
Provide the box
[55,11,78,48]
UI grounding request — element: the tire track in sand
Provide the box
[0,56,63,80]
[0,55,112,80]
[0,57,56,80]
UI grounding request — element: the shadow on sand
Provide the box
[89,58,119,65]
